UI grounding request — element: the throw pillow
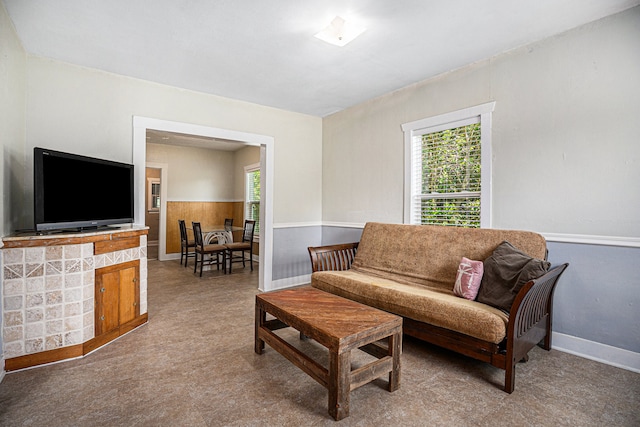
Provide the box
[476,241,551,313]
[453,257,484,300]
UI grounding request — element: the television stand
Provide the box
[1,226,149,371]
[34,225,126,235]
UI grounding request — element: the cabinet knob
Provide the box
[132,278,138,283]
[100,288,106,293]
[100,315,105,321]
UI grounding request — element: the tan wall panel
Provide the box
[167,201,244,253]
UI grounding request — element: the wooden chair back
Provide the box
[192,222,205,248]
[179,219,188,243]
[241,220,256,243]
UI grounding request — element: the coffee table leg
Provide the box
[254,303,265,354]
[388,331,402,391]
[328,351,350,420]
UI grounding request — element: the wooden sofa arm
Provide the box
[504,262,569,393]
[308,242,359,272]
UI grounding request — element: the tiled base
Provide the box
[1,229,148,362]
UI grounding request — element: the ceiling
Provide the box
[4,0,639,118]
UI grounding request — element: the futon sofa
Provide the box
[308,222,568,393]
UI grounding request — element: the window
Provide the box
[402,102,495,228]
[245,164,260,235]
[147,178,160,212]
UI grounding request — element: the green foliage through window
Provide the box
[246,169,260,234]
[417,122,481,227]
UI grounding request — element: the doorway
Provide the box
[133,116,274,292]
[144,167,161,260]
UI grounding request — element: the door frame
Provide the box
[133,116,274,291]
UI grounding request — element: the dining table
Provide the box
[198,225,244,245]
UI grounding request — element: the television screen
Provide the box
[34,147,134,232]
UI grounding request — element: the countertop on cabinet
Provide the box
[1,225,149,248]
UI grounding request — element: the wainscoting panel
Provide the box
[166,201,244,254]
[546,241,639,354]
[272,225,322,281]
[321,225,364,246]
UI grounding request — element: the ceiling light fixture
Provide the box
[314,16,366,47]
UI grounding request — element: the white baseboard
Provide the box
[269,274,311,291]
[552,332,640,373]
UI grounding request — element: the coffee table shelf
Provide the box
[255,287,402,421]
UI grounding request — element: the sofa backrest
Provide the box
[351,222,547,291]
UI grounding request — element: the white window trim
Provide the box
[244,162,260,238]
[402,101,495,228]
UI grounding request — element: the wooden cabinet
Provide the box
[95,260,140,338]
[1,227,148,371]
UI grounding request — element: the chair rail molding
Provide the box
[314,223,640,248]
[542,232,640,248]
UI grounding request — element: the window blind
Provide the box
[410,119,481,227]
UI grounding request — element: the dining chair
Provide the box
[224,218,233,227]
[225,220,256,273]
[192,222,227,277]
[178,219,196,267]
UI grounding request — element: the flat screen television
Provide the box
[34,147,134,232]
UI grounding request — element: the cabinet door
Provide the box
[95,270,121,336]
[95,260,140,337]
[119,265,139,324]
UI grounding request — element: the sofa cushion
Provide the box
[311,270,509,344]
[476,241,551,312]
[350,223,548,293]
[453,257,484,300]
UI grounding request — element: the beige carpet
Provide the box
[1,259,638,426]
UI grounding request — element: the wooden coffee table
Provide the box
[255,286,402,421]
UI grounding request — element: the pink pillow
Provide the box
[453,257,484,300]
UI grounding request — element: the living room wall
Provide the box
[15,53,322,290]
[22,59,322,229]
[320,8,640,366]
[0,3,26,239]
[322,8,640,237]
[0,2,27,378]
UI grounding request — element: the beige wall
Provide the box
[233,145,261,201]
[146,142,260,203]
[146,143,237,202]
[0,3,27,237]
[322,7,640,238]
[20,57,322,230]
